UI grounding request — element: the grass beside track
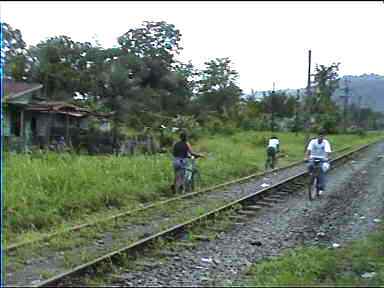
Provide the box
[235,224,384,286]
[4,131,383,243]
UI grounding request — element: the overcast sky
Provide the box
[1,1,383,93]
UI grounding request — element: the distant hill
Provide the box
[248,74,384,113]
[333,74,384,113]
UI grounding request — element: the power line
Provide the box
[270,82,276,132]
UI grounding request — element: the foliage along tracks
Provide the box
[26,140,382,287]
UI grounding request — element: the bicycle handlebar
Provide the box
[305,158,328,163]
[189,154,204,159]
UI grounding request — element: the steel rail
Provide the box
[34,140,380,288]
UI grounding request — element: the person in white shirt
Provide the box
[304,129,332,195]
[266,136,280,169]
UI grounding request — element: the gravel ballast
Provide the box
[108,141,384,287]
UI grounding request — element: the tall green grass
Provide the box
[4,131,383,239]
[236,224,384,286]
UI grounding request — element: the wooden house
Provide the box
[2,79,112,151]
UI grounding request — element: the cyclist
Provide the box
[171,131,204,192]
[266,135,280,169]
[304,129,332,195]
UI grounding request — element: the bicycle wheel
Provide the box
[191,170,201,191]
[308,176,317,201]
[184,168,193,193]
[184,177,192,193]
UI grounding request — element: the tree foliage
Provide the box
[117,21,182,65]
[3,20,382,135]
[196,57,242,115]
[261,90,296,118]
[29,35,93,99]
[311,62,340,114]
[2,22,32,81]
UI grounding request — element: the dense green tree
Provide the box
[117,21,182,66]
[196,57,242,115]
[301,62,342,133]
[29,35,94,99]
[311,62,341,114]
[113,22,195,118]
[2,22,32,81]
[261,90,296,118]
[6,21,377,136]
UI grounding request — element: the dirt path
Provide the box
[108,141,384,287]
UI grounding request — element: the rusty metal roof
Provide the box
[3,79,43,100]
[26,101,90,112]
[25,101,114,118]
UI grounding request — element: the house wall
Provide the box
[2,109,11,136]
[4,89,39,137]
[36,113,50,137]
[79,117,89,130]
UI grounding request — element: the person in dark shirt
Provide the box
[172,131,204,191]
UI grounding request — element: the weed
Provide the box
[235,224,384,286]
[5,132,383,243]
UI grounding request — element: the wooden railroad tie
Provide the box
[244,205,263,211]
[264,198,285,203]
[261,197,285,203]
[237,210,258,216]
[255,201,274,207]
[193,235,211,241]
[209,227,225,232]
[229,215,248,221]
[279,188,294,194]
[265,195,283,199]
[289,184,303,188]
[274,192,289,196]
[175,242,196,248]
[295,181,306,185]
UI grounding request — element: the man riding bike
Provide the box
[266,135,280,169]
[304,129,332,195]
[171,131,204,192]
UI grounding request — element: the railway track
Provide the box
[25,140,381,287]
[6,145,353,253]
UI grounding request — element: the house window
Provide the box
[10,110,21,136]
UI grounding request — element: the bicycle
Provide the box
[307,158,324,201]
[175,156,202,193]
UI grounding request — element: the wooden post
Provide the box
[357,95,362,128]
[20,110,25,152]
[342,79,350,133]
[65,113,69,146]
[271,82,276,132]
[47,111,53,149]
[304,49,312,152]
[295,89,300,136]
[20,110,24,137]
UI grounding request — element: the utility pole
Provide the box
[270,82,276,132]
[357,95,362,128]
[304,49,312,151]
[295,89,300,136]
[340,79,350,132]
